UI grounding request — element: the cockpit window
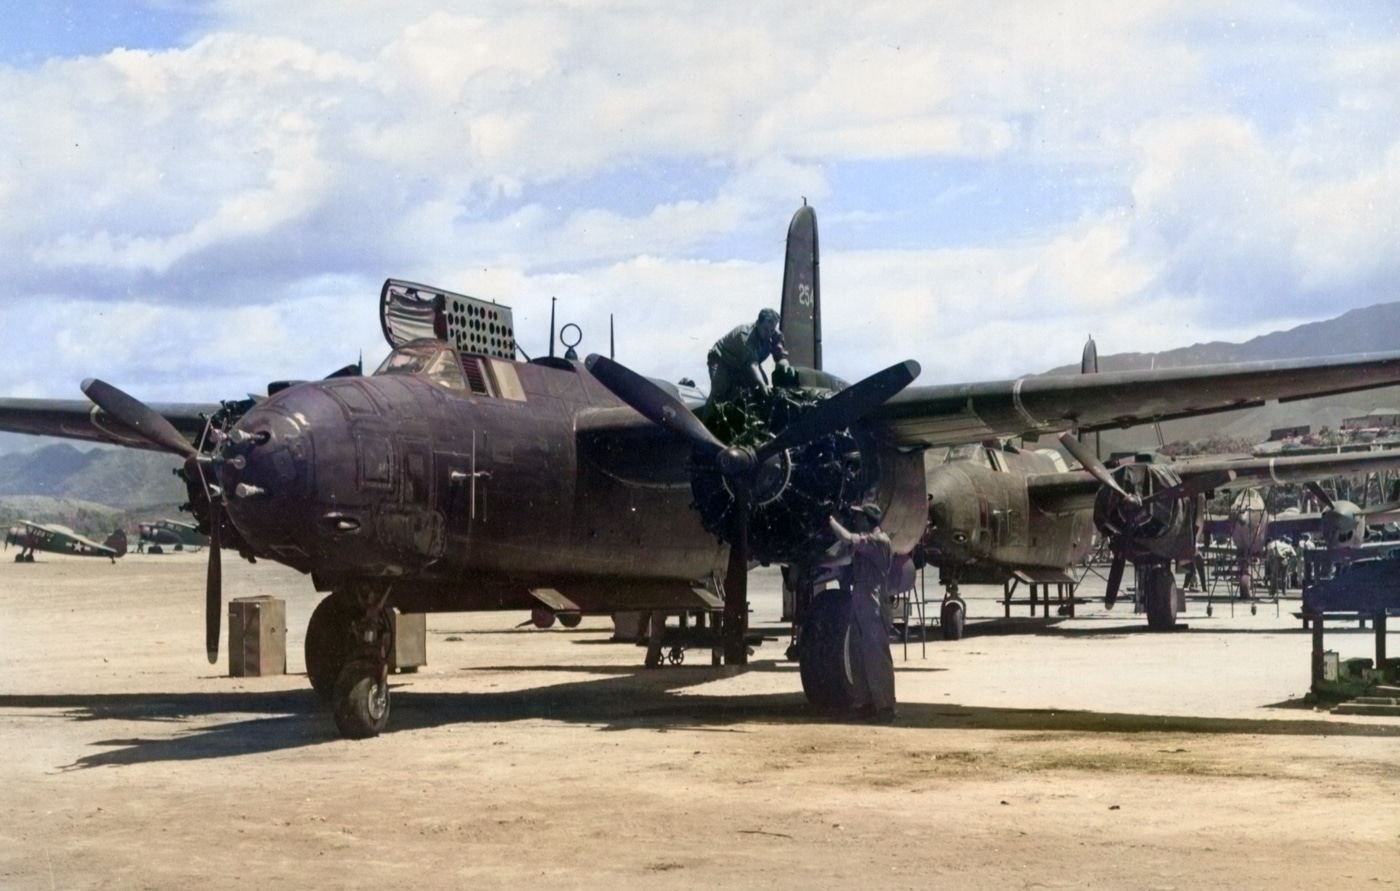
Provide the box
[373,341,467,390]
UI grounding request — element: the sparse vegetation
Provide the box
[1158,435,1259,458]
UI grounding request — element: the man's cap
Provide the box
[757,307,780,326]
[857,502,883,523]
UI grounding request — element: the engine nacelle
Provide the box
[690,388,926,565]
[1093,462,1197,563]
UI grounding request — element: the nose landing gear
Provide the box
[333,659,391,739]
[305,583,395,738]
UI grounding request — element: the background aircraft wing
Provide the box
[878,352,1400,448]
[0,398,218,452]
[1027,447,1400,514]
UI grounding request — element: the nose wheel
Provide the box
[333,660,391,739]
[306,585,395,737]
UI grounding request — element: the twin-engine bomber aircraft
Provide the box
[921,438,1400,631]
[4,205,1400,737]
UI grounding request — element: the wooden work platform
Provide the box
[1001,569,1085,618]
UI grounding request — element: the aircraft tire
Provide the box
[530,607,557,629]
[940,598,966,641]
[332,660,390,739]
[799,589,856,711]
[149,545,163,555]
[1144,565,1177,631]
[306,595,356,699]
[557,611,582,628]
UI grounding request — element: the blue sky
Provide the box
[0,1,209,67]
[0,1,1397,416]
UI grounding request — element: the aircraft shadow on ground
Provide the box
[2,658,1396,770]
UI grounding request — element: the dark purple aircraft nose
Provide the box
[219,379,434,577]
[218,386,330,572]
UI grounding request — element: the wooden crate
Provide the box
[228,596,286,677]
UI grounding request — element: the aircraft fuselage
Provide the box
[218,349,728,614]
[921,444,1096,583]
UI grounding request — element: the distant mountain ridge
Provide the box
[1043,301,1400,450]
[0,443,185,508]
[1044,302,1400,376]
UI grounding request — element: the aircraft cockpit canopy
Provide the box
[374,340,468,389]
[373,339,527,401]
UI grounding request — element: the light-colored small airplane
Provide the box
[137,518,209,553]
[4,521,127,563]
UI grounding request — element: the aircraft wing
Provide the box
[879,352,1400,448]
[0,397,219,452]
[1224,512,1320,540]
[1027,448,1400,515]
[64,529,117,555]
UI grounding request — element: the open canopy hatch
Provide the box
[379,278,517,360]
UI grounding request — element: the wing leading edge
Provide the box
[0,398,219,452]
[879,352,1400,449]
[1027,448,1400,515]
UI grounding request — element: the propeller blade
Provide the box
[1059,432,1132,501]
[1104,551,1125,609]
[1305,481,1336,511]
[82,379,198,459]
[205,499,222,664]
[585,356,726,455]
[756,360,920,461]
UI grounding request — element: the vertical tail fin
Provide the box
[1081,335,1100,460]
[1081,335,1098,375]
[105,528,128,559]
[780,203,821,371]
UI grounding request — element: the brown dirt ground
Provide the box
[1,552,1397,890]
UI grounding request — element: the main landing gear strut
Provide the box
[1139,562,1179,631]
[940,583,967,641]
[305,583,395,738]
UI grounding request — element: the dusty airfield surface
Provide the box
[1,553,1398,890]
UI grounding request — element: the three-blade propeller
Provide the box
[585,355,920,662]
[82,379,224,664]
[1060,431,1234,607]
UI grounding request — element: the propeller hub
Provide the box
[717,446,756,479]
[717,447,793,507]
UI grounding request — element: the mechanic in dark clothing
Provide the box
[706,308,790,402]
[826,503,897,721]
